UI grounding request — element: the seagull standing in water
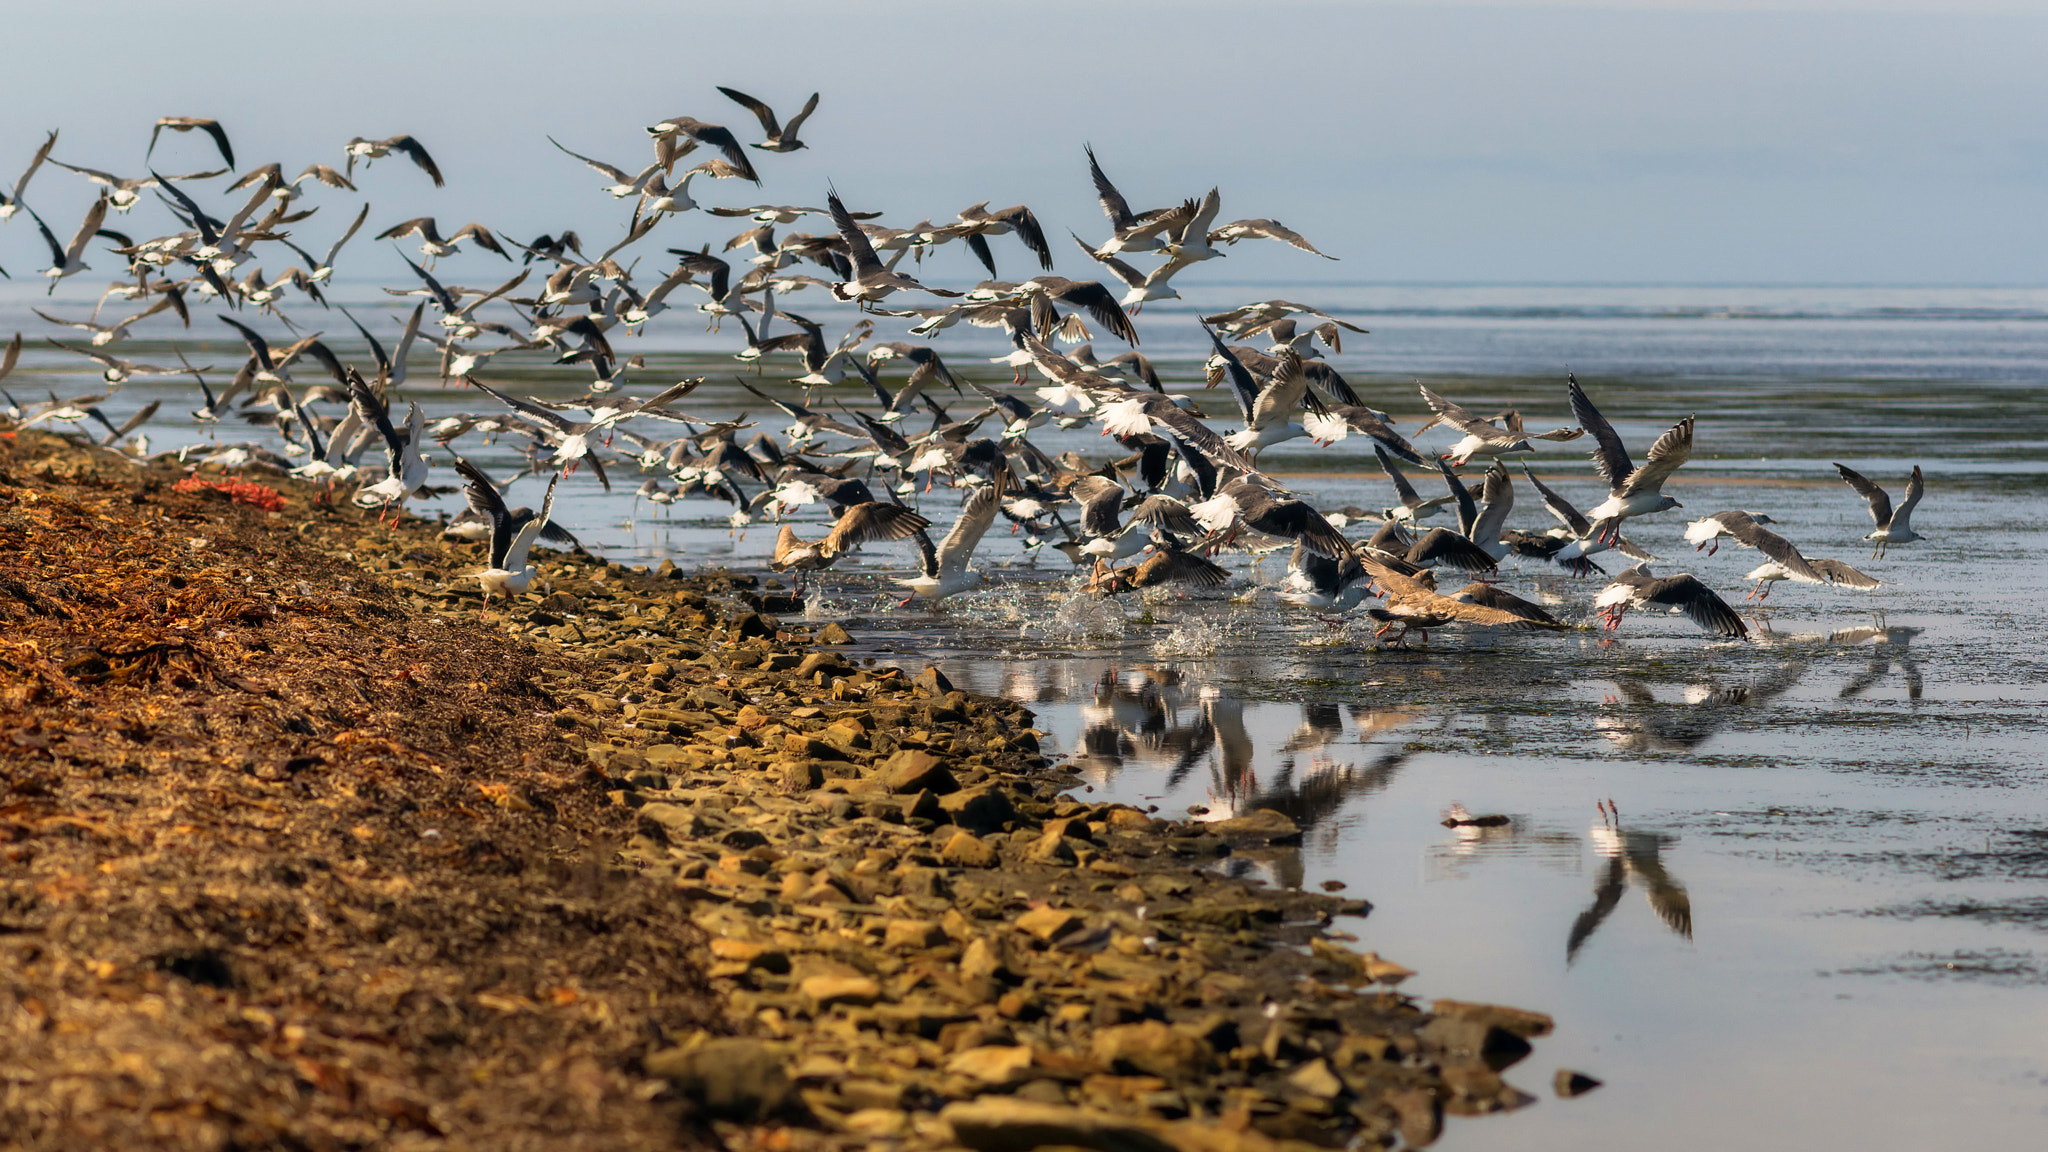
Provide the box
[454,458,560,613]
[1834,463,1924,558]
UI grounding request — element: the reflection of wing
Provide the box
[1207,697,1254,792]
[1567,856,1627,964]
[1633,852,1694,940]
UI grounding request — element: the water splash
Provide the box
[1027,589,1129,643]
[1152,617,1227,658]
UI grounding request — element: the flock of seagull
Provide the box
[0,96,1929,645]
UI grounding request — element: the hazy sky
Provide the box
[4,1,2043,285]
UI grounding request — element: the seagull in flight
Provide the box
[1834,463,1924,558]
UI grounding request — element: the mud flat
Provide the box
[0,430,1570,1150]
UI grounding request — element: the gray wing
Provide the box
[1619,416,1693,496]
[1567,375,1633,490]
[1833,462,1891,529]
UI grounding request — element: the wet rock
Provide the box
[1420,1015,1533,1072]
[1554,1069,1603,1098]
[1206,808,1302,844]
[913,665,955,695]
[940,1098,1178,1152]
[1429,999,1555,1039]
[644,1038,797,1122]
[882,749,958,795]
[790,652,842,679]
[1024,831,1078,866]
[817,622,855,644]
[729,612,778,640]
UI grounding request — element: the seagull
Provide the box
[899,480,1005,604]
[1416,384,1583,466]
[643,115,760,183]
[1088,539,1231,595]
[25,196,112,291]
[453,458,559,612]
[1513,465,1653,576]
[1008,276,1140,345]
[1202,300,1367,339]
[0,129,57,221]
[1360,553,1566,647]
[945,202,1054,278]
[546,135,664,197]
[1834,463,1924,558]
[1594,564,1747,638]
[1193,475,1356,564]
[825,190,958,307]
[1069,233,1191,312]
[769,501,931,590]
[1081,144,1193,257]
[1068,474,1199,566]
[344,134,445,185]
[1278,539,1371,618]
[1207,332,1320,458]
[1563,376,1693,550]
[1373,445,1454,524]
[348,370,430,514]
[375,217,511,262]
[1745,556,1881,599]
[716,87,820,152]
[1682,510,1828,599]
[147,117,235,170]
[43,159,224,211]
[1206,218,1337,260]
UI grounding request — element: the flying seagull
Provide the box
[1594,564,1747,638]
[715,87,820,152]
[1834,463,1923,558]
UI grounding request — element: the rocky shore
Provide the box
[0,430,1569,1150]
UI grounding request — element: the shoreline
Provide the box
[1,429,1568,1150]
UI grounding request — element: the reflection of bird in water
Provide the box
[1280,702,1345,757]
[1568,799,1693,965]
[1595,656,1813,753]
[1833,625,1923,701]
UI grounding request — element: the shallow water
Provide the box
[10,284,2048,1145]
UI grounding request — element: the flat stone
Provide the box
[644,1038,795,1122]
[940,1098,1177,1152]
[883,919,945,950]
[735,704,771,730]
[946,1044,1037,1085]
[800,974,881,1010]
[1014,906,1081,941]
[1206,808,1302,843]
[940,830,998,868]
[1286,1057,1344,1099]
[882,749,957,795]
[1024,832,1078,866]
[635,803,711,845]
[1430,999,1556,1038]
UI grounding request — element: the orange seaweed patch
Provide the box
[172,476,287,512]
